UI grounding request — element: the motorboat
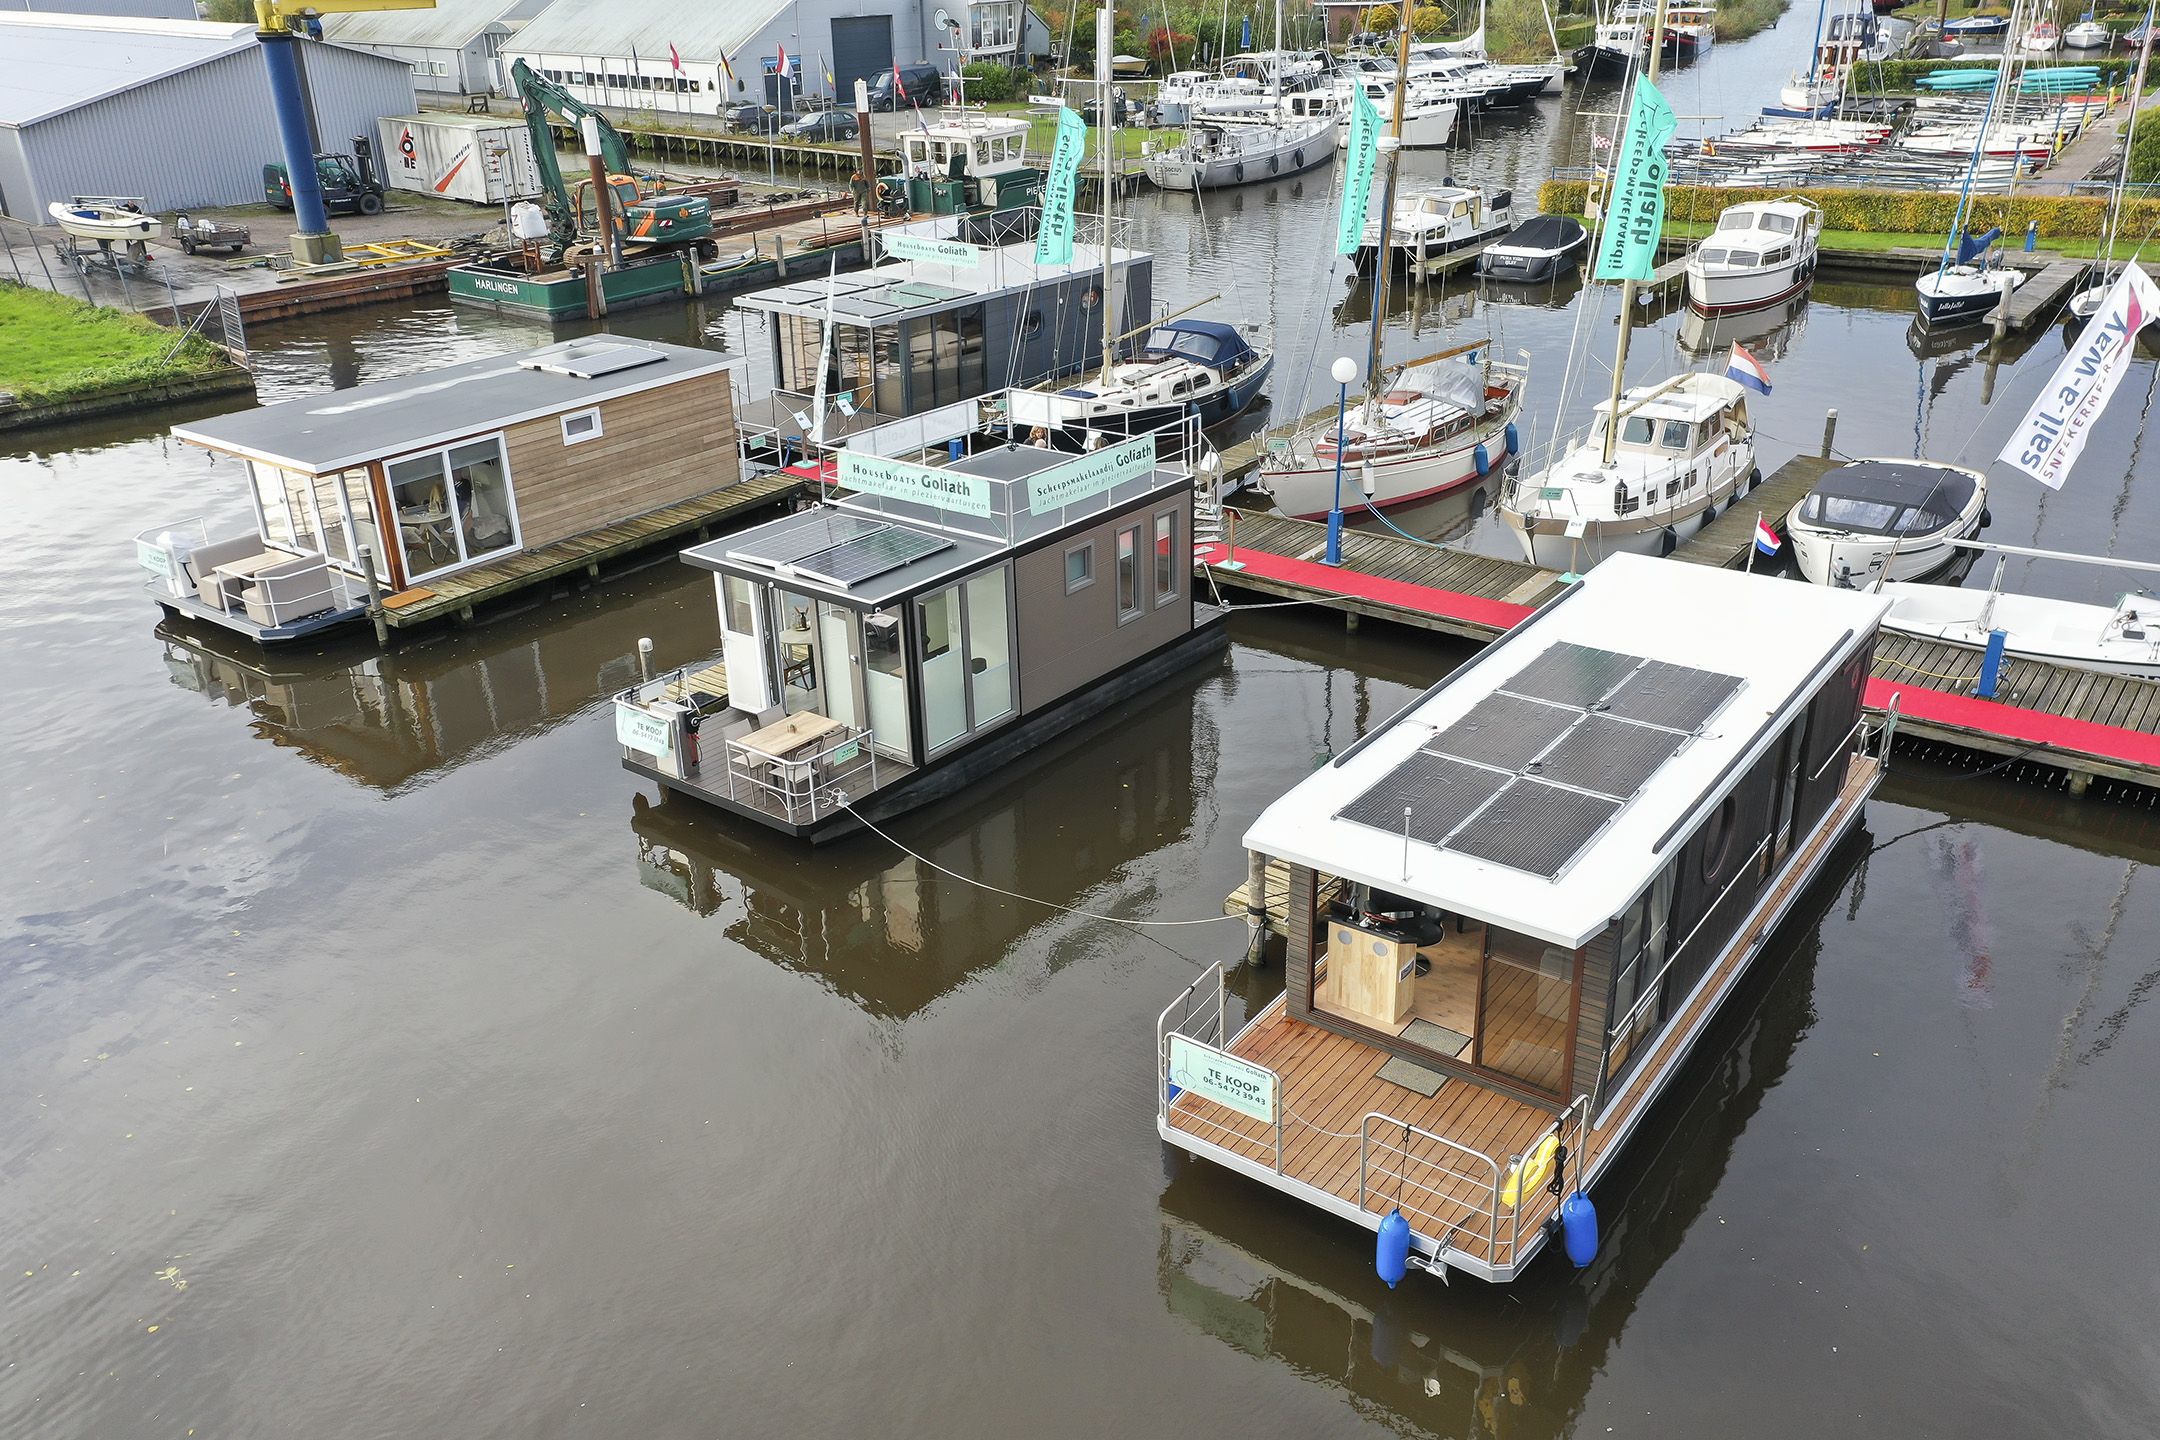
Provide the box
[2064,19,2113,47]
[1915,228,2027,326]
[1477,213,1590,282]
[1684,197,1823,312]
[1141,113,1336,189]
[1662,3,1719,57]
[1877,562,2160,677]
[1023,317,1274,434]
[1332,75,1461,147]
[1157,71,1263,123]
[2024,19,2062,50]
[1589,17,1652,73]
[1777,70,1845,115]
[1251,347,1527,518]
[1110,54,1150,77]
[47,196,159,243]
[1502,375,1757,568]
[1358,181,1515,270]
[1899,122,2055,161]
[1942,13,2011,35]
[1785,457,1990,587]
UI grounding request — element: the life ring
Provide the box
[1501,1135,1559,1209]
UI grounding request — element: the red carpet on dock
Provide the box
[1868,679,2160,770]
[1197,541,1536,633]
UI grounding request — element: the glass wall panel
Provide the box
[341,469,383,575]
[920,586,967,750]
[388,452,457,579]
[957,304,986,395]
[448,439,516,559]
[864,607,910,758]
[934,313,961,405]
[875,326,906,415]
[776,587,820,715]
[818,602,862,730]
[1153,510,1177,604]
[1116,525,1140,617]
[1478,926,1575,1094]
[965,567,1012,724]
[251,462,296,550]
[311,471,351,562]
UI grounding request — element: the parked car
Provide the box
[868,62,944,111]
[724,104,796,134]
[780,111,860,142]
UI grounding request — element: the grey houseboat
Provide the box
[1156,555,1895,1283]
[614,400,1225,840]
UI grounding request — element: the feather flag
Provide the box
[669,44,682,73]
[718,47,736,86]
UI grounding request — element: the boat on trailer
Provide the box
[1157,555,1892,1284]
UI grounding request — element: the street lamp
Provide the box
[1325,356,1357,566]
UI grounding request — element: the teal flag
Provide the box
[1592,77,1677,282]
[1337,82,1382,257]
[1035,106,1088,266]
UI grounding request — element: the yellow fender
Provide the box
[1500,1135,1558,1210]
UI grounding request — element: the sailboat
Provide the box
[1249,1,1526,519]
[2071,8,2156,319]
[1776,0,1845,117]
[1915,13,2031,328]
[1502,0,1761,569]
[1141,0,1334,190]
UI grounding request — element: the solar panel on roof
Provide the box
[724,514,889,567]
[1425,692,1578,772]
[790,526,954,587]
[1530,713,1684,798]
[1498,642,1641,708]
[1336,753,1511,843]
[1444,780,1622,880]
[1600,659,1741,731]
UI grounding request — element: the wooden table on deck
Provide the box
[732,711,847,793]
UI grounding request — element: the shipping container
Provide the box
[376,113,542,205]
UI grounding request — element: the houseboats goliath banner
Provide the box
[1998,263,2160,489]
[1026,435,1156,515]
[1336,81,1382,257]
[1593,76,1677,282]
[1035,106,1088,266]
[839,451,995,516]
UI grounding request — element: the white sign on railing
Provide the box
[839,450,994,517]
[1169,1035,1275,1122]
[1027,435,1156,515]
[883,231,983,268]
[615,701,673,757]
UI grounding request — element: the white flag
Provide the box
[1998,263,2160,489]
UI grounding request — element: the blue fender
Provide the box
[1504,421,1520,453]
[1474,443,1490,476]
[1376,1209,1411,1288]
[1561,1191,1599,1267]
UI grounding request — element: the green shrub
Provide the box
[1537,179,2144,239]
[961,61,1024,101]
[2131,105,2160,182]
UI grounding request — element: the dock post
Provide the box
[2070,770,2093,796]
[1976,628,2008,698]
[1820,408,1838,459]
[582,258,605,319]
[1991,272,2017,341]
[356,543,389,647]
[637,636,654,683]
[1243,849,1269,966]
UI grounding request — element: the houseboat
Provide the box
[612,398,1226,840]
[1156,555,1891,1284]
[141,337,745,644]
[728,231,1153,473]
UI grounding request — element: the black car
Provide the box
[779,111,859,142]
[723,104,795,134]
[868,62,944,111]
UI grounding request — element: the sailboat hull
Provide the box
[1143,120,1336,191]
[1257,399,1519,520]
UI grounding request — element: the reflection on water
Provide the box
[1677,291,1813,362]
[1157,827,1867,1438]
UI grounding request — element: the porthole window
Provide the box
[1023,309,1044,338]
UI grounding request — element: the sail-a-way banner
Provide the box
[1336,81,1382,257]
[1592,77,1677,282]
[1035,105,1088,266]
[1998,263,2160,489]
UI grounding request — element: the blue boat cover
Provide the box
[1956,227,2003,265]
[1141,318,1254,368]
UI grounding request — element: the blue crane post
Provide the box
[259,21,331,243]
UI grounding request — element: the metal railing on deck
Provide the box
[1157,962,1285,1173]
[722,721,881,826]
[1356,1092,1589,1270]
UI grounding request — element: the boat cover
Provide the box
[1955,227,2003,265]
[1494,213,1587,255]
[1140,318,1255,368]
[1394,358,1489,414]
[1798,460,1977,536]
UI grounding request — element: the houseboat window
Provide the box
[561,407,603,444]
[1065,540,1095,592]
[965,568,1013,724]
[342,469,383,572]
[816,602,862,730]
[253,464,317,554]
[957,305,986,397]
[723,575,758,636]
[309,470,352,563]
[1620,415,1655,445]
[387,451,459,578]
[1661,420,1691,449]
[1153,510,1178,605]
[920,586,968,750]
[1700,793,1739,882]
[1116,525,1140,620]
[776,588,821,713]
[863,608,910,758]
[1477,925,1575,1095]
[448,439,516,560]
[1605,865,1676,1089]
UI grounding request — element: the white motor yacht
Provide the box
[1500,375,1758,569]
[1333,74,1461,147]
[2064,19,2113,47]
[1785,457,1989,588]
[1358,182,1515,269]
[1684,197,1823,313]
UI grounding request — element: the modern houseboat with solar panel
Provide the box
[1156,555,1893,1284]
[612,398,1226,840]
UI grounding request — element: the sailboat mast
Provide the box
[1600,0,1672,467]
[2102,2,2158,282]
[1273,0,1284,102]
[1096,5,1117,382]
[1363,0,1416,403]
[1936,0,2018,281]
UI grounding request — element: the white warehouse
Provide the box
[0,13,416,218]
[320,0,554,100]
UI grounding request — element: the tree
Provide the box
[1410,6,1452,35]
[1147,23,1196,64]
[199,0,253,20]
[1364,6,1402,34]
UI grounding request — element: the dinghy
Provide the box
[47,197,158,243]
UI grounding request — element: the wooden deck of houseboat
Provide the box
[380,472,813,630]
[654,660,730,707]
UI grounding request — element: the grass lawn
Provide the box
[0,284,226,402]
[982,102,1178,163]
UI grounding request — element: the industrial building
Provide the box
[0,13,416,218]
[0,0,196,16]
[319,0,554,99]
[502,0,1050,116]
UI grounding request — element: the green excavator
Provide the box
[509,59,714,254]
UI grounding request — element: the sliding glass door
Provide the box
[915,563,1017,757]
[385,435,519,584]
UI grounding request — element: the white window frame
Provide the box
[383,430,523,585]
[561,407,604,445]
[1152,507,1179,608]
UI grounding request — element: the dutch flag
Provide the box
[1755,518,1782,557]
[1726,342,1772,395]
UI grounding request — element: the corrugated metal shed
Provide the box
[0,14,416,218]
[505,0,786,64]
[321,0,546,53]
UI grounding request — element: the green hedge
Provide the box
[1538,179,2155,238]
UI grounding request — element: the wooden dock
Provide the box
[1217,403,1336,489]
[1999,256,2090,331]
[1670,455,1835,567]
[379,471,812,631]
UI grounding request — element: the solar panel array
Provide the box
[723,513,888,568]
[789,525,953,587]
[1333,643,1742,880]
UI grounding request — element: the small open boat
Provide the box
[1879,561,2160,676]
[47,197,158,243]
